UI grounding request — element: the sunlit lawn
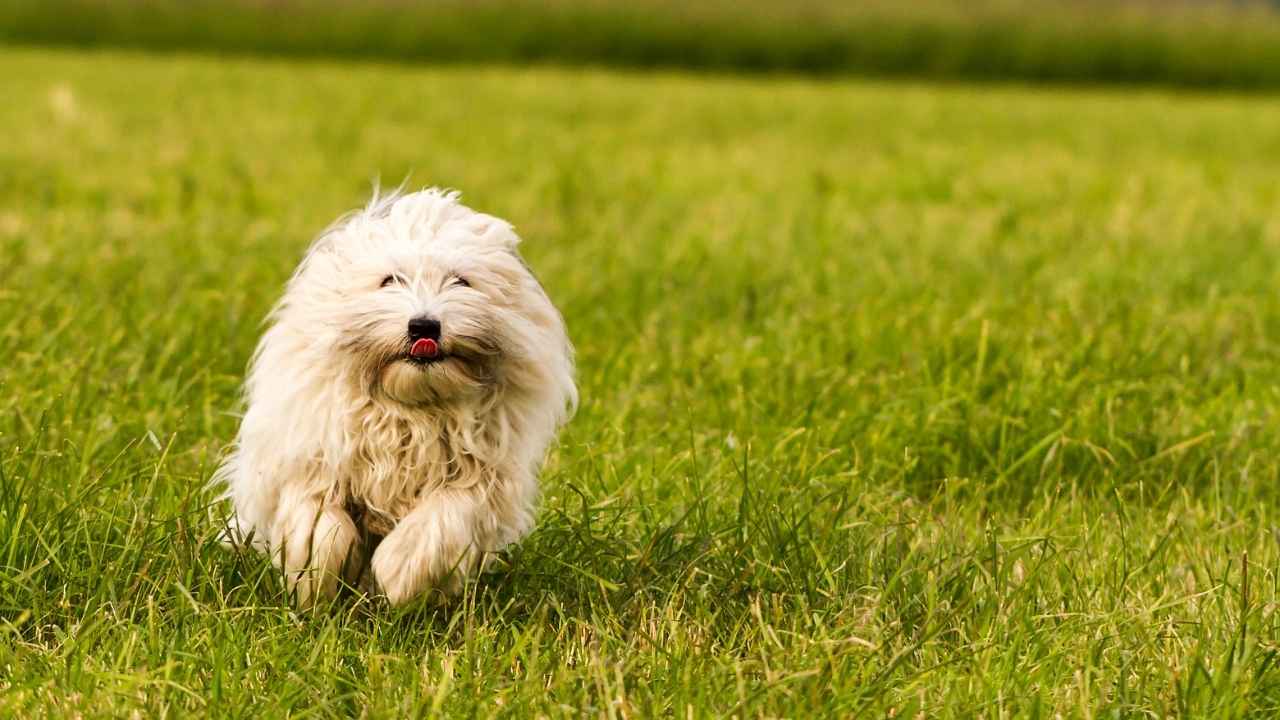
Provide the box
[2,48,1280,717]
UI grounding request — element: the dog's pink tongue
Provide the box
[410,338,439,359]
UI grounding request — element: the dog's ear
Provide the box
[465,214,522,252]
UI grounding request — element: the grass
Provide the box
[3,46,1280,717]
[8,0,1280,89]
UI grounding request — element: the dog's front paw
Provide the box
[370,506,483,606]
[273,500,361,608]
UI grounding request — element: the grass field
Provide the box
[3,47,1280,717]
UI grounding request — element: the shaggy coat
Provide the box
[216,189,576,606]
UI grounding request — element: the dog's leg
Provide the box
[272,490,362,608]
[370,490,492,606]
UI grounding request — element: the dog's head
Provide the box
[276,189,574,409]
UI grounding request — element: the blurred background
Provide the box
[6,0,1280,89]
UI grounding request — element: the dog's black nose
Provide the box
[408,316,441,342]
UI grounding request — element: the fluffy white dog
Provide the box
[216,188,576,606]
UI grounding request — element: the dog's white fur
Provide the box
[216,188,576,606]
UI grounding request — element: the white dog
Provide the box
[216,188,576,606]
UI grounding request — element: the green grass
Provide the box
[8,0,1280,89]
[3,46,1280,717]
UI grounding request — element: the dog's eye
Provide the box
[380,274,404,288]
[451,276,471,288]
